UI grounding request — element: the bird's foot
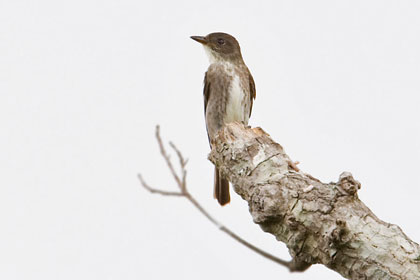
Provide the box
[288,160,300,172]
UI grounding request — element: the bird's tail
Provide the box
[214,167,230,206]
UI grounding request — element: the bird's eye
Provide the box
[217,38,225,45]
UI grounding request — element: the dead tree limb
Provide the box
[139,125,300,271]
[208,123,420,280]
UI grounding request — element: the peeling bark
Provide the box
[208,123,420,280]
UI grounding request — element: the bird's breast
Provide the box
[224,73,249,124]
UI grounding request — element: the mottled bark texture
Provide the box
[208,123,420,280]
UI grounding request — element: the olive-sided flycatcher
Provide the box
[191,32,256,206]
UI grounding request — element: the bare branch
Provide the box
[139,125,295,271]
[208,123,420,280]
[169,141,188,192]
[155,125,183,189]
[140,123,420,278]
[169,141,188,168]
[137,174,184,197]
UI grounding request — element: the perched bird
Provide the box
[191,32,256,206]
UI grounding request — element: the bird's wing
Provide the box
[203,71,212,144]
[203,70,211,115]
[248,71,256,117]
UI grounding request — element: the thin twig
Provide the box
[155,125,183,190]
[139,125,296,271]
[138,174,184,197]
[169,142,187,192]
[169,141,188,168]
[219,226,292,267]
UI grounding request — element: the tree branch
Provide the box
[139,125,298,270]
[208,123,420,280]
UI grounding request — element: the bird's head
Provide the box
[191,32,243,63]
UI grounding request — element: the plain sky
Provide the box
[1,1,420,279]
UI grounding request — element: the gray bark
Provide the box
[208,123,420,280]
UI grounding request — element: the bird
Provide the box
[191,32,256,206]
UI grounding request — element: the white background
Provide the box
[1,1,420,279]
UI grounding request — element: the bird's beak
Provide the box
[190,36,208,45]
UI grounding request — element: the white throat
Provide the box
[203,46,223,64]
